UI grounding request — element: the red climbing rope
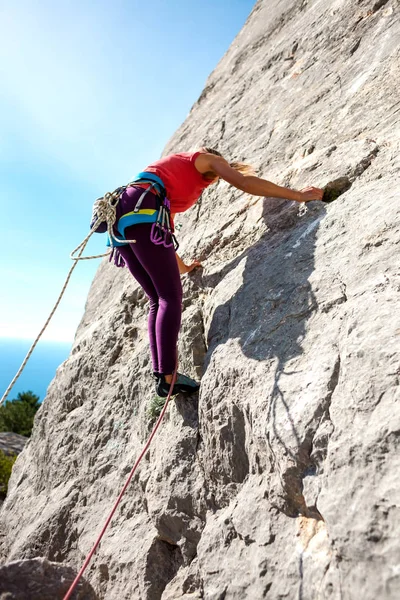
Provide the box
[63,367,178,600]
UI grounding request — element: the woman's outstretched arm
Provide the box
[195,153,323,202]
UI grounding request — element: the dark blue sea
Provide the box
[0,339,72,403]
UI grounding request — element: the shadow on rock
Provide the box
[200,197,327,464]
[174,393,199,429]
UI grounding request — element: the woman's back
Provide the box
[143,151,214,212]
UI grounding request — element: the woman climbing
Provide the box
[96,148,323,397]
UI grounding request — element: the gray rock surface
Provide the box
[1,1,399,599]
[0,557,96,599]
[0,432,28,456]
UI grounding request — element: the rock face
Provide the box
[1,1,399,599]
[0,557,97,599]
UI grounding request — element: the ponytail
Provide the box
[203,147,255,176]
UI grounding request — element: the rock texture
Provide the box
[1,1,400,599]
[0,557,96,599]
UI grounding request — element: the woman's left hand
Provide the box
[176,253,202,274]
[181,260,202,274]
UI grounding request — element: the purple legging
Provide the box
[117,222,182,375]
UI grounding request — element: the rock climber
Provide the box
[94,148,323,397]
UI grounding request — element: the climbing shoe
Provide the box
[155,373,200,398]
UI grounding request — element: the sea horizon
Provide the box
[0,338,72,404]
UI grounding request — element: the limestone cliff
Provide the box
[1,1,399,599]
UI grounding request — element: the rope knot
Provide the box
[92,196,117,227]
[71,184,134,263]
[92,188,126,230]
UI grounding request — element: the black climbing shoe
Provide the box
[155,373,200,398]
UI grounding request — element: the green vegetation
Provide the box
[0,450,17,498]
[0,391,41,437]
[0,391,40,498]
[147,395,167,422]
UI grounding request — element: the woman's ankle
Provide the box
[164,374,173,384]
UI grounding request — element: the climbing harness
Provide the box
[129,173,179,251]
[62,367,178,600]
[91,172,179,251]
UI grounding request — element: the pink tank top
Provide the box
[143,151,214,213]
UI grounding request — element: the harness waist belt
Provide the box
[103,172,176,249]
[129,172,166,197]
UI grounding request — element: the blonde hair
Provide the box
[204,147,256,176]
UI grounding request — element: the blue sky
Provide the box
[1,0,255,342]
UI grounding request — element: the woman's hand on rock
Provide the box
[298,187,324,202]
[176,254,202,274]
[183,260,202,273]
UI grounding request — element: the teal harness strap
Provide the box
[103,173,170,247]
[106,209,159,247]
[129,172,166,197]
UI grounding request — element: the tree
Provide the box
[0,450,17,498]
[0,391,41,437]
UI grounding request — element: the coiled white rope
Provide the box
[0,187,135,407]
